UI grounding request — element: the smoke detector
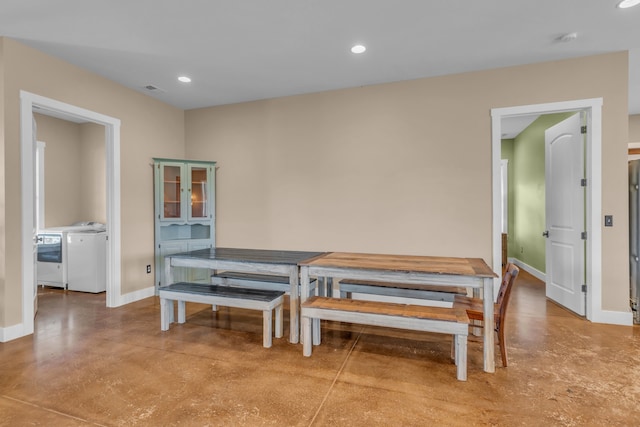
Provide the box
[143,84,166,93]
[556,32,578,43]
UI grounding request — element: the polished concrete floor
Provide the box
[1,270,639,426]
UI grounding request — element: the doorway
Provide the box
[19,91,122,338]
[491,98,603,322]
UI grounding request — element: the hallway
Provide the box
[1,270,639,426]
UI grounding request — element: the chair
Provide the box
[453,262,519,367]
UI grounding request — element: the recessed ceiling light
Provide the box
[178,76,191,83]
[351,44,366,54]
[618,0,640,8]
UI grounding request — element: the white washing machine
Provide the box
[66,230,107,293]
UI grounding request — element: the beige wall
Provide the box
[631,114,640,142]
[33,113,83,227]
[79,122,107,224]
[33,113,107,227]
[1,38,185,328]
[186,52,630,313]
[0,40,5,326]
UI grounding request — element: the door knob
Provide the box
[542,230,549,238]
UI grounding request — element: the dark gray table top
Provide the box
[169,247,326,265]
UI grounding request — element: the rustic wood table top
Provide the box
[299,252,497,278]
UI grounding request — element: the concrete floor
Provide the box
[1,270,639,426]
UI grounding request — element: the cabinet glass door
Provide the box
[189,166,209,220]
[161,164,183,220]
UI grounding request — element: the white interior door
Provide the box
[544,113,586,315]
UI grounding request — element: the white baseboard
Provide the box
[508,257,546,282]
[591,309,634,326]
[112,286,155,307]
[0,323,25,343]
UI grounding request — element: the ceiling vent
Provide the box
[143,84,166,93]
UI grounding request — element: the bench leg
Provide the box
[339,291,353,299]
[160,298,172,331]
[275,304,283,339]
[263,310,273,348]
[456,334,467,381]
[302,315,312,356]
[312,318,321,345]
[177,300,186,324]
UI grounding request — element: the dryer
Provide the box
[67,230,107,293]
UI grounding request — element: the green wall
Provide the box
[502,112,575,273]
[501,139,515,259]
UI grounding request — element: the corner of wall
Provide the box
[0,36,6,329]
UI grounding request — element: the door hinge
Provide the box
[581,125,587,134]
[581,178,587,187]
[581,284,587,293]
[581,231,587,240]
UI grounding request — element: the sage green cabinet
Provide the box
[154,158,216,289]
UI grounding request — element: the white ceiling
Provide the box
[1,1,639,115]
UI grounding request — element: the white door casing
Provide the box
[18,91,121,340]
[490,98,628,325]
[544,113,586,316]
[32,119,38,318]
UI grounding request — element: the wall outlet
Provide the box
[604,215,613,227]
[146,265,151,274]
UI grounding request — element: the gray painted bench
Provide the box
[159,282,285,348]
[211,272,292,292]
[338,279,467,303]
[211,271,320,294]
[301,296,470,381]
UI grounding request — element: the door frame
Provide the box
[491,98,602,322]
[20,91,122,337]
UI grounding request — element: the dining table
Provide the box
[298,252,498,373]
[164,247,326,344]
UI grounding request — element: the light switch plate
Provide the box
[604,215,613,227]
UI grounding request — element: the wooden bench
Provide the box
[159,282,285,348]
[338,279,468,303]
[301,296,470,380]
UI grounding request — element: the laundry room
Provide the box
[34,111,107,295]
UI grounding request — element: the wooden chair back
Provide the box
[496,263,519,324]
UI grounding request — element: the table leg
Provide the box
[483,277,495,373]
[300,266,310,348]
[288,265,299,344]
